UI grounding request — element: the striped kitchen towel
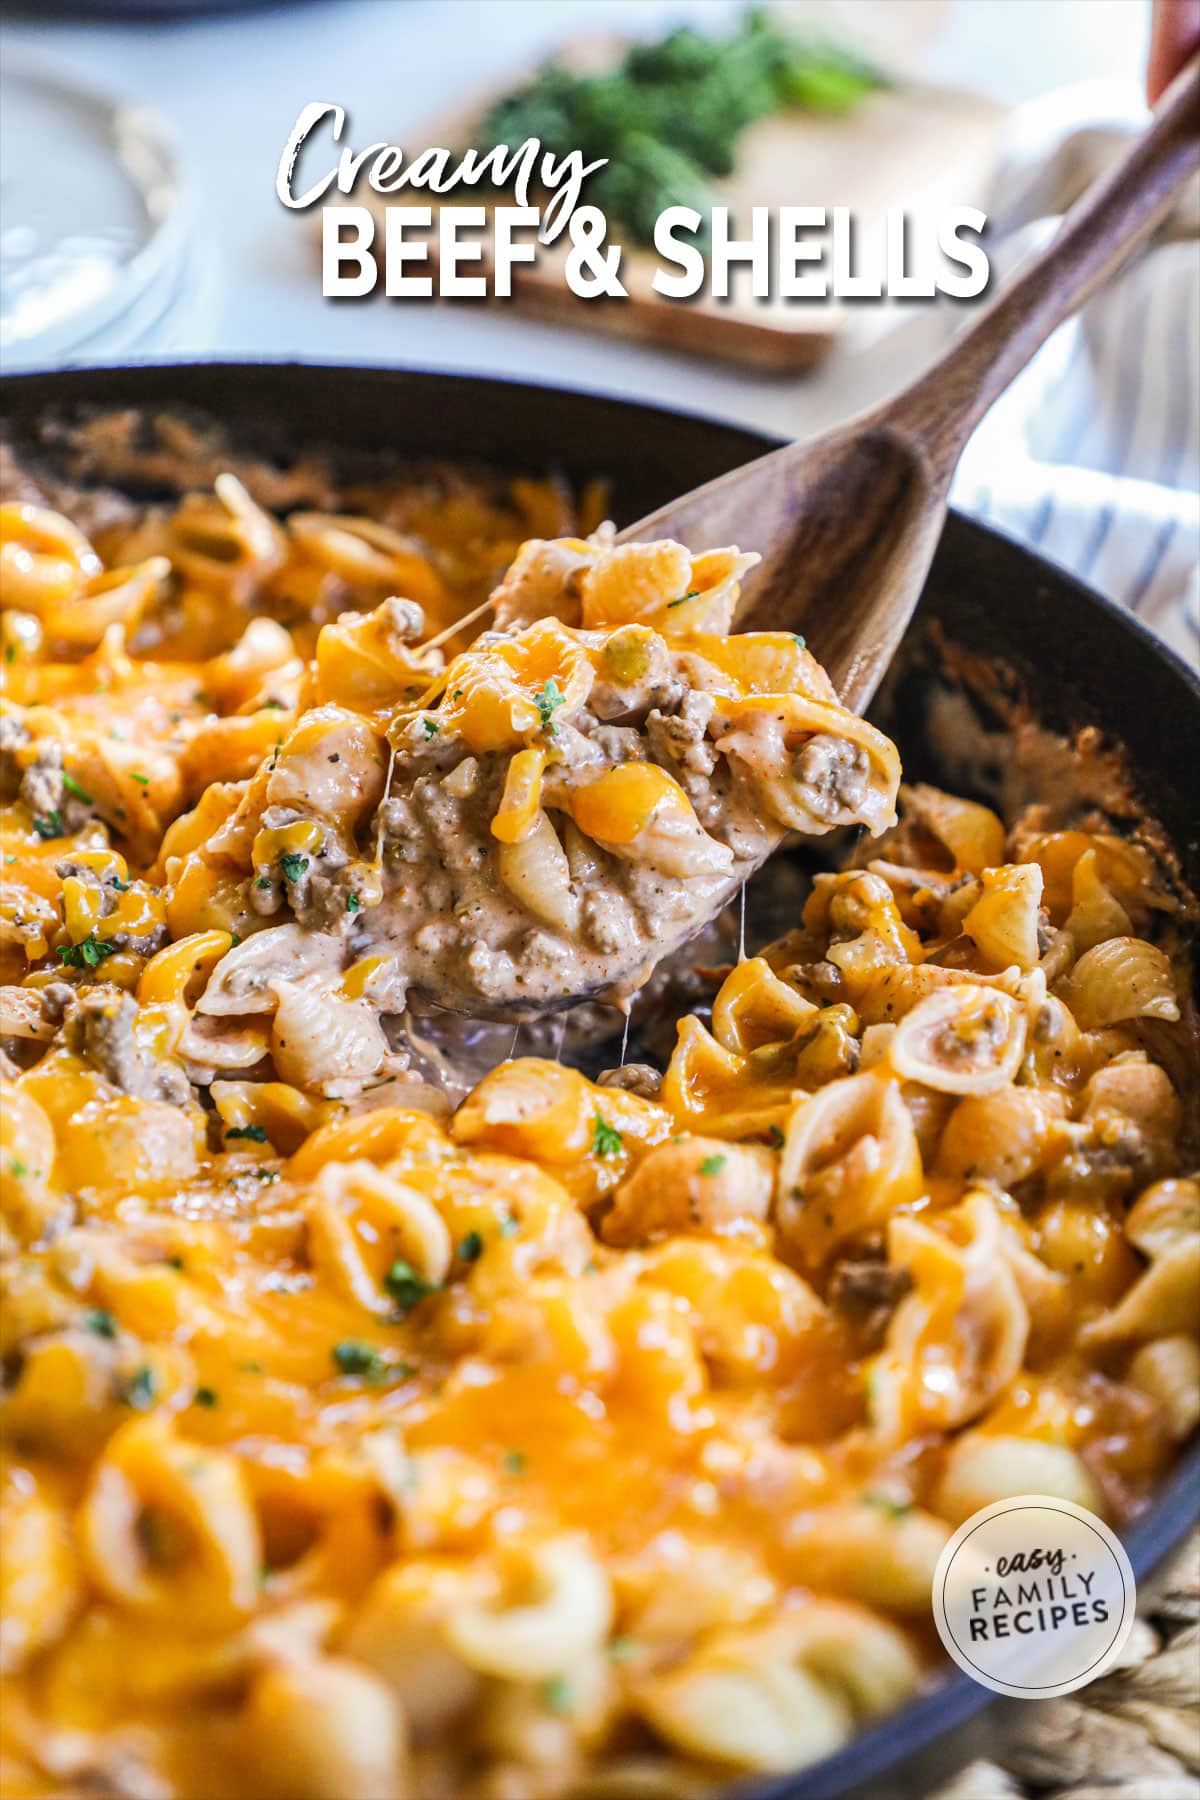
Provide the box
[950,80,1200,669]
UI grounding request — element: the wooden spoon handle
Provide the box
[888,52,1200,473]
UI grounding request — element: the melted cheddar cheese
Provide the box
[0,464,1197,1800]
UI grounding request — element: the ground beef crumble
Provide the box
[828,1253,913,1350]
[66,988,190,1104]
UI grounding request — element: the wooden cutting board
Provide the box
[349,36,1006,373]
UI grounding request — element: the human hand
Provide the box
[1148,0,1200,101]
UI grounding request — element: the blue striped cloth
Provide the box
[950,82,1200,669]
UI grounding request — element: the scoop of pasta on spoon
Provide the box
[181,528,898,1031]
[340,535,902,1016]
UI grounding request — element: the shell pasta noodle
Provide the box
[1,446,1198,1800]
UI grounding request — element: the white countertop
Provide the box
[1,0,1153,439]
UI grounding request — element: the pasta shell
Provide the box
[962,863,1044,971]
[78,1416,260,1630]
[888,984,1026,1094]
[444,1537,612,1681]
[242,1656,407,1800]
[897,784,1006,875]
[777,1071,923,1269]
[934,1434,1103,1523]
[270,980,388,1095]
[1064,936,1180,1028]
[634,1604,918,1772]
[197,926,343,1017]
[494,810,580,932]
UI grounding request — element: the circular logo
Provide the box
[932,1495,1136,1698]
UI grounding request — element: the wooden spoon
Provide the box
[411,60,1198,1021]
[619,54,1200,712]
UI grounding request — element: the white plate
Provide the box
[0,67,185,367]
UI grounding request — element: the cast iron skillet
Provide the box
[2,361,1198,1800]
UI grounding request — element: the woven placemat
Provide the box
[931,1534,1200,1800]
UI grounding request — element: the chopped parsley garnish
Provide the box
[767,1124,786,1148]
[452,689,464,700]
[667,588,700,608]
[592,1114,623,1158]
[32,810,63,840]
[56,935,117,970]
[226,1124,268,1143]
[130,771,150,786]
[83,1308,117,1338]
[698,1153,727,1176]
[502,1449,528,1475]
[608,1635,639,1661]
[4,643,14,664]
[62,772,93,803]
[541,1675,573,1714]
[458,1230,484,1263]
[794,634,807,648]
[422,716,439,738]
[383,1259,439,1316]
[279,852,309,883]
[332,1340,386,1380]
[255,876,273,890]
[124,1366,157,1409]
[346,892,361,913]
[499,1215,520,1237]
[534,677,566,730]
[193,1386,219,1408]
[862,1492,913,1519]
[7,1156,28,1178]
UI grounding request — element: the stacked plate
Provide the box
[0,67,207,370]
